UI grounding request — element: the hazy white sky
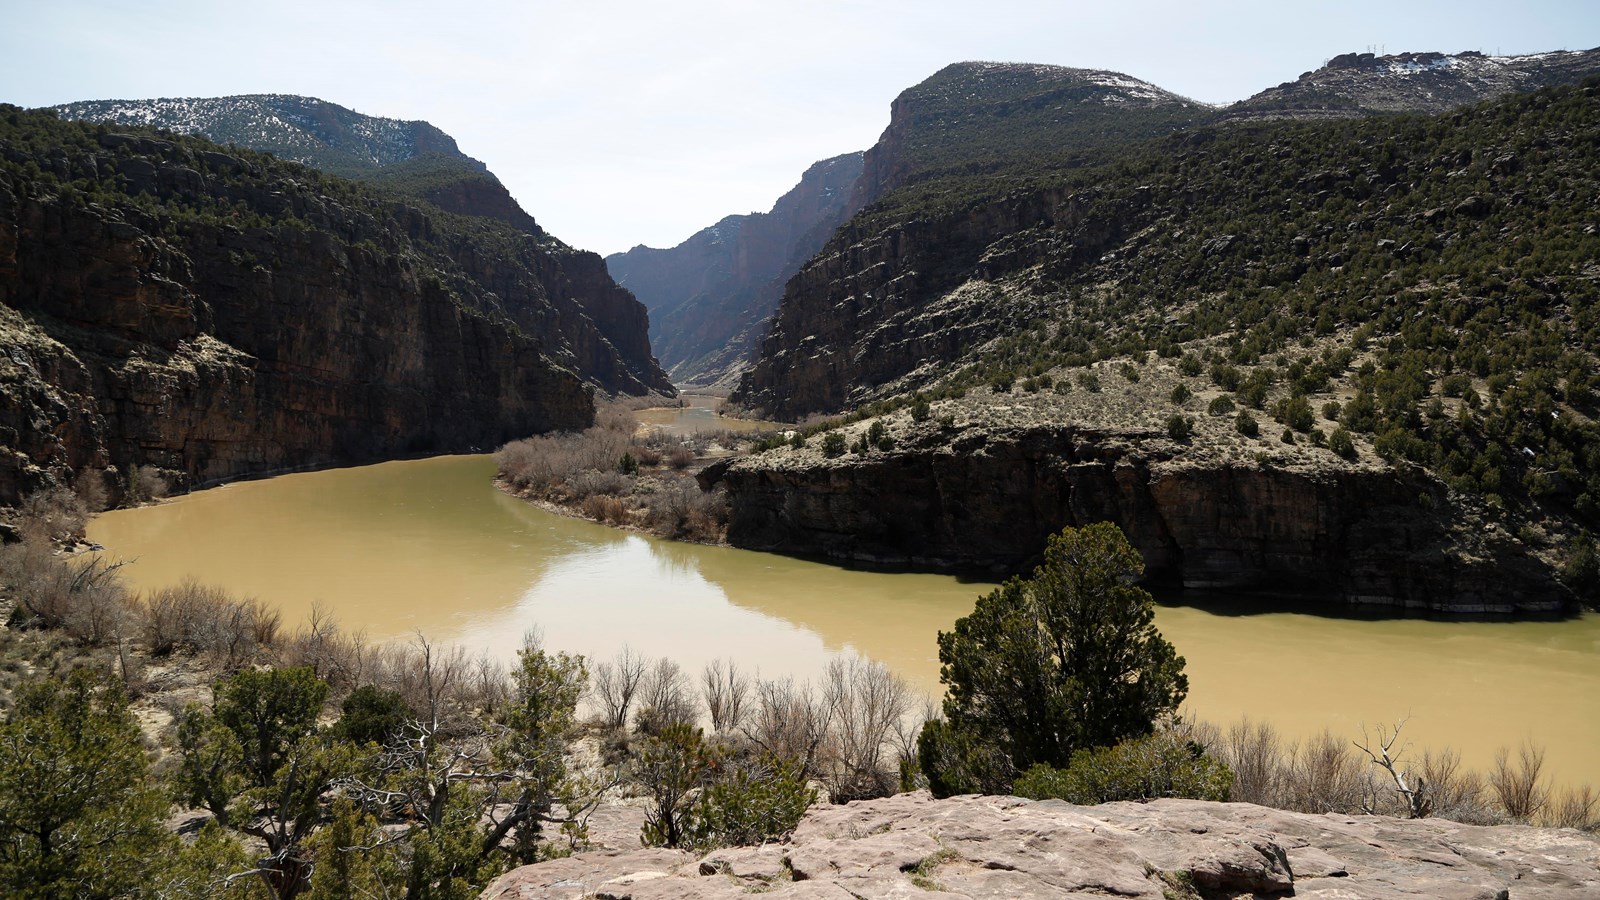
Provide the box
[5,1,1597,256]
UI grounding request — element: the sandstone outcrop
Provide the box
[703,418,1572,613]
[481,791,1600,899]
[0,110,668,503]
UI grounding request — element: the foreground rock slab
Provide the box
[481,792,1600,899]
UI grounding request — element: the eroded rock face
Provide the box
[480,792,1600,899]
[606,152,866,388]
[0,118,627,503]
[704,423,1570,613]
[733,184,1129,419]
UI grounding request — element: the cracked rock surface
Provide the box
[481,791,1600,899]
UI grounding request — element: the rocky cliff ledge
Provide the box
[482,791,1600,899]
[0,111,638,503]
[702,409,1571,614]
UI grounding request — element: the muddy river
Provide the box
[87,451,1600,786]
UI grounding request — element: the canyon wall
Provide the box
[706,423,1570,613]
[0,115,631,503]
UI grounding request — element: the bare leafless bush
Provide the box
[568,470,632,498]
[0,534,132,645]
[891,694,940,788]
[819,656,913,803]
[278,603,370,689]
[701,658,750,734]
[468,652,510,716]
[635,657,698,734]
[633,445,663,466]
[143,579,218,655]
[665,446,695,470]
[580,494,630,526]
[595,402,642,434]
[591,645,648,732]
[73,468,109,514]
[1208,718,1584,826]
[743,677,832,777]
[1490,742,1550,823]
[139,579,280,670]
[1289,729,1369,814]
[19,485,88,541]
[1219,718,1286,807]
[1419,748,1491,823]
[1545,783,1599,830]
[495,426,632,493]
[128,464,169,503]
[390,636,477,731]
[643,479,728,542]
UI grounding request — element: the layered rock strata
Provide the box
[703,422,1569,613]
[0,114,657,502]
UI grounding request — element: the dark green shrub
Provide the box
[638,724,711,849]
[1329,428,1357,460]
[1012,731,1233,804]
[922,524,1187,795]
[334,685,410,746]
[1207,395,1236,417]
[821,432,846,458]
[1077,371,1102,393]
[688,755,815,850]
[1560,538,1600,606]
[1170,384,1192,405]
[1275,395,1314,432]
[867,420,894,452]
[1167,415,1194,441]
[1235,410,1259,437]
[1210,362,1242,391]
[911,400,932,422]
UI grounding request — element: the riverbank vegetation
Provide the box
[0,494,1595,897]
[494,403,784,543]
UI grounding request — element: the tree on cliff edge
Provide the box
[919,522,1188,796]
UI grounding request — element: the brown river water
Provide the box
[87,437,1600,787]
[633,393,781,435]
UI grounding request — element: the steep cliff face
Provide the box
[734,184,1133,418]
[51,95,671,394]
[1230,47,1600,120]
[0,110,622,504]
[722,74,1600,613]
[605,152,864,387]
[706,419,1569,614]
